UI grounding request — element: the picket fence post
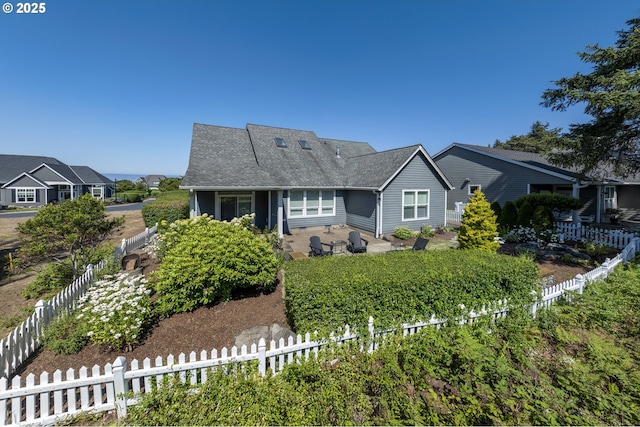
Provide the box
[576,274,585,295]
[112,356,128,419]
[121,238,127,255]
[530,290,539,318]
[258,339,267,376]
[368,316,375,353]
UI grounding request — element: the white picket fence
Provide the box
[0,225,157,381]
[120,224,157,255]
[2,236,638,426]
[446,209,463,224]
[555,222,638,249]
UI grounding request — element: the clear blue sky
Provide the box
[1,1,638,176]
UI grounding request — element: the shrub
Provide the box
[458,190,500,252]
[42,313,89,354]
[516,201,534,227]
[490,201,502,219]
[499,201,518,229]
[21,260,74,299]
[141,200,189,228]
[532,205,555,231]
[420,224,436,238]
[119,191,145,203]
[394,226,413,240]
[514,192,582,213]
[77,272,152,350]
[151,214,281,318]
[21,245,116,299]
[285,250,539,334]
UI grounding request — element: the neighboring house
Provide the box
[135,175,166,191]
[181,123,453,238]
[0,154,114,207]
[433,143,640,223]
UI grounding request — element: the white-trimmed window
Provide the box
[468,184,481,195]
[403,190,429,220]
[16,188,36,203]
[289,190,335,217]
[92,186,103,199]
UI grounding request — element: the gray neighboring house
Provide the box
[135,174,167,191]
[433,143,640,223]
[0,154,114,208]
[181,123,453,237]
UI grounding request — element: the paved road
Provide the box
[0,200,151,219]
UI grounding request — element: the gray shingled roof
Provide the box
[346,145,422,188]
[454,144,581,180]
[182,123,379,189]
[0,154,63,184]
[45,163,85,184]
[71,166,114,185]
[182,123,453,190]
[452,144,640,183]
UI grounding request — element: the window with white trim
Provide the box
[403,190,429,220]
[288,190,335,217]
[16,188,36,203]
[468,184,481,195]
[92,186,103,199]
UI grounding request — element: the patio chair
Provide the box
[412,237,429,251]
[347,231,368,253]
[309,236,334,256]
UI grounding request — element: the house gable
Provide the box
[2,172,49,189]
[0,155,63,185]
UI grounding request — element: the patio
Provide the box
[281,226,398,258]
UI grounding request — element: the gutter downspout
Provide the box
[277,190,284,239]
[375,191,382,238]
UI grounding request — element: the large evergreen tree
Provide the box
[541,17,640,179]
[493,121,566,154]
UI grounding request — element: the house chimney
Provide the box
[336,145,341,158]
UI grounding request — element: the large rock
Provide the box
[234,323,295,349]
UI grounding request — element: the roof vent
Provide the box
[274,137,287,148]
[336,145,341,158]
[298,140,311,150]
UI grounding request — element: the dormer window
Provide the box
[298,140,311,150]
[274,137,287,148]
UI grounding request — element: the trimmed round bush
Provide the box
[151,215,281,317]
[394,226,413,240]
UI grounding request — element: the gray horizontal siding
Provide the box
[344,190,376,233]
[381,153,448,234]
[435,146,573,209]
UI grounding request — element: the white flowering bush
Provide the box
[77,272,152,350]
[507,226,562,245]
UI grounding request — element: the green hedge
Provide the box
[117,191,146,203]
[284,250,539,335]
[141,200,189,228]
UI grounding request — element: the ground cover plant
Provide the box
[124,259,640,426]
[284,249,539,335]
